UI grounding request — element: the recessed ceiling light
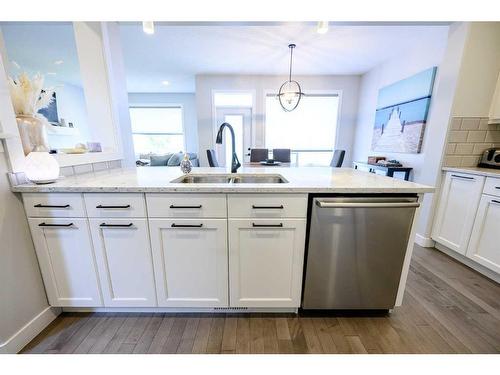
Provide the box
[46,72,57,76]
[161,80,170,86]
[316,21,329,34]
[143,21,155,35]
[54,60,64,65]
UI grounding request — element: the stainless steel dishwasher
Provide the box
[302,196,419,310]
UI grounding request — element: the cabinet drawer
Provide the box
[23,193,86,218]
[228,194,307,218]
[84,193,146,217]
[146,193,227,218]
[483,177,500,197]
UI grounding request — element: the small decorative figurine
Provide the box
[180,153,192,174]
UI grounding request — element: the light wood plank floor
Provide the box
[21,245,500,354]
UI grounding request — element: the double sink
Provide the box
[170,173,288,184]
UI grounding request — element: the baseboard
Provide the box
[414,233,435,248]
[0,306,61,354]
[62,307,298,314]
[435,243,500,284]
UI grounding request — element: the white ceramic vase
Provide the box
[16,115,50,155]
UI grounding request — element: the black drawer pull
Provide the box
[96,204,131,209]
[451,174,474,180]
[492,200,500,204]
[100,223,134,228]
[252,205,284,209]
[171,223,203,228]
[39,222,74,227]
[495,187,500,189]
[169,205,202,209]
[252,223,283,228]
[34,204,70,208]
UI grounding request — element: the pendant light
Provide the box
[277,44,305,112]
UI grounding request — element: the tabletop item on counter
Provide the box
[24,147,60,184]
[367,156,386,164]
[478,147,500,169]
[87,142,102,153]
[8,72,55,155]
[377,159,403,167]
[260,159,282,166]
[180,153,193,174]
[60,144,88,154]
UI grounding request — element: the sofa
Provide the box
[136,152,199,167]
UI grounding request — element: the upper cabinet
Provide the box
[432,172,485,255]
[489,72,500,124]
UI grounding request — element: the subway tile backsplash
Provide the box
[444,117,500,167]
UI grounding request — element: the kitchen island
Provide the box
[12,167,433,313]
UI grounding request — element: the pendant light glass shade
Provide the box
[277,44,304,112]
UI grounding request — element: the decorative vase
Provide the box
[180,154,193,174]
[16,115,50,155]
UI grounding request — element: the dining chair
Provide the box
[330,150,346,167]
[272,148,291,163]
[206,149,219,167]
[250,148,269,162]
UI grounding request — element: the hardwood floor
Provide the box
[21,245,500,354]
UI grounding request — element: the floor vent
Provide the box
[213,307,249,311]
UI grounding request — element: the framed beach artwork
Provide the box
[371,67,437,153]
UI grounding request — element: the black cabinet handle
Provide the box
[252,223,283,228]
[169,205,202,209]
[492,200,500,204]
[34,204,70,208]
[39,222,74,227]
[100,223,134,228]
[451,174,474,180]
[96,204,131,209]
[171,223,203,228]
[495,187,500,189]
[251,205,284,209]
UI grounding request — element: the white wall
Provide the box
[128,92,198,154]
[0,150,55,353]
[351,28,449,182]
[195,74,360,166]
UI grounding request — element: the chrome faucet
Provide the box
[215,122,241,173]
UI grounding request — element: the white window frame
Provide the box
[128,103,186,155]
[262,89,343,165]
[211,89,256,148]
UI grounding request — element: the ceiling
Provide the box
[119,23,450,93]
[0,22,450,93]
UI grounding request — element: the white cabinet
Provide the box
[488,72,500,124]
[466,196,500,273]
[432,172,485,254]
[228,218,306,308]
[89,218,157,307]
[28,218,102,307]
[149,219,228,307]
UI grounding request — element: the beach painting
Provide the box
[371,67,437,153]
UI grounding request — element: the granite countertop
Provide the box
[442,166,500,178]
[11,166,434,194]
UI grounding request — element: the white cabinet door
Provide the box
[28,218,102,307]
[432,172,485,254]
[228,218,306,308]
[149,219,228,307]
[89,218,157,307]
[466,196,500,273]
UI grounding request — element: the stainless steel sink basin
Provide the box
[232,175,287,184]
[170,174,288,184]
[171,175,232,184]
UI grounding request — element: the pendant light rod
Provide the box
[288,43,296,82]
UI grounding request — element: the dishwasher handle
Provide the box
[315,200,420,209]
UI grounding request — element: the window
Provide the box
[129,106,184,156]
[265,94,340,166]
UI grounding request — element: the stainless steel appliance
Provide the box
[302,196,419,310]
[478,147,500,169]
